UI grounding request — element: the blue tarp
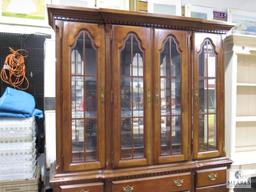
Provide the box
[0,87,43,118]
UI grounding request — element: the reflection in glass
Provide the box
[71,31,98,162]
[159,36,182,156]
[72,119,84,162]
[199,80,207,114]
[160,115,182,155]
[72,76,84,119]
[120,33,145,159]
[160,116,170,156]
[198,39,217,152]
[121,118,132,159]
[133,117,144,158]
[208,79,216,113]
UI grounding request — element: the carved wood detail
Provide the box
[48,5,233,34]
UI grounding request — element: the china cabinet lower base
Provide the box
[51,157,231,192]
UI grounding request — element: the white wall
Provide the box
[182,0,256,12]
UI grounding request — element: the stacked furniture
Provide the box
[48,5,233,192]
[0,117,38,192]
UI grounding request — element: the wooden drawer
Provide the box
[60,182,104,192]
[196,167,226,188]
[112,173,191,192]
[196,184,228,192]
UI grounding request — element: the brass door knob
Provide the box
[100,88,105,103]
[155,93,160,104]
[146,89,151,104]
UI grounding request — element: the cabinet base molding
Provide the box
[51,157,232,191]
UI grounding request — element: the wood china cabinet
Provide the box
[48,5,233,192]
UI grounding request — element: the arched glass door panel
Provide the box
[120,33,145,160]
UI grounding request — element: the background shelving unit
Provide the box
[225,34,256,185]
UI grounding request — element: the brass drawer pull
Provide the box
[146,89,151,104]
[155,93,160,104]
[80,190,89,192]
[173,178,184,187]
[194,91,199,105]
[123,185,134,192]
[208,173,218,181]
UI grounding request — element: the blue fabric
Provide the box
[0,87,43,118]
[0,112,32,118]
[32,109,44,118]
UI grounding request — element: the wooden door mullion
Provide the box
[169,38,173,156]
[82,31,87,162]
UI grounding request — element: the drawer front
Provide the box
[196,167,226,188]
[60,182,104,192]
[112,173,191,192]
[196,184,228,192]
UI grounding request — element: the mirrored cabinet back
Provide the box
[47,5,233,192]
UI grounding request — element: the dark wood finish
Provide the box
[153,29,190,164]
[187,32,193,162]
[112,25,152,168]
[112,173,191,192]
[60,183,103,192]
[50,157,231,185]
[62,22,105,171]
[105,24,113,169]
[196,167,226,187]
[55,20,64,173]
[193,33,225,159]
[47,5,233,34]
[48,6,232,192]
[196,184,228,192]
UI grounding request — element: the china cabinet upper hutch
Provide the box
[48,5,233,192]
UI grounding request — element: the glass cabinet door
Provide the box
[112,26,152,168]
[62,22,105,171]
[193,33,224,159]
[154,29,189,163]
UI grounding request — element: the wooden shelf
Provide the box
[237,83,256,87]
[236,116,256,122]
